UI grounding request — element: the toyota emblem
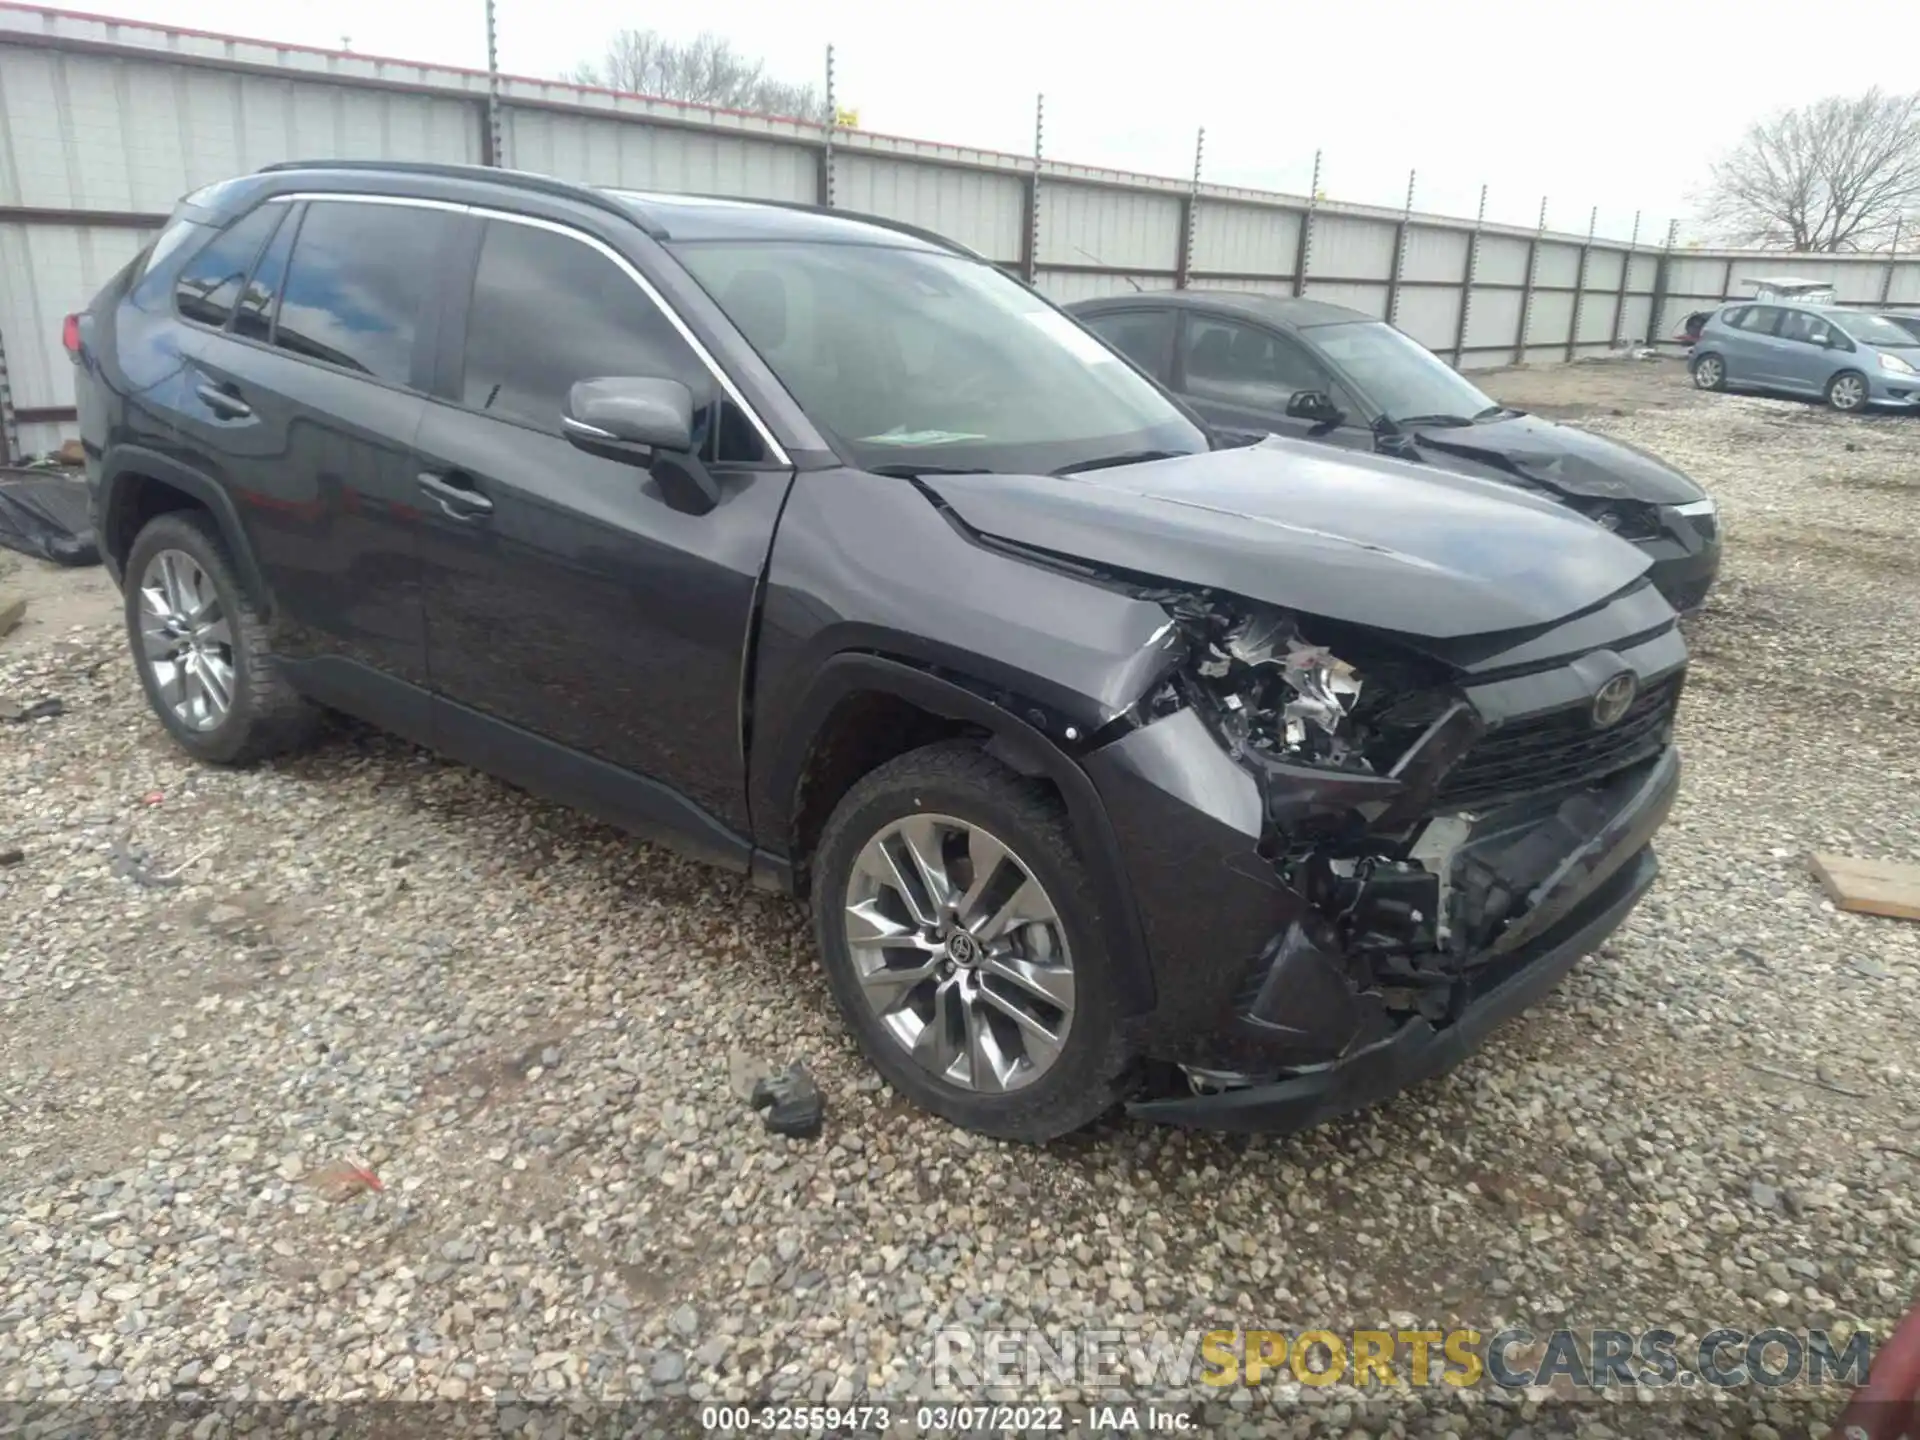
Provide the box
[1591,672,1638,729]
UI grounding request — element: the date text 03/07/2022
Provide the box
[697,1402,1199,1432]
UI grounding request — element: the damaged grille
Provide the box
[1436,674,1681,810]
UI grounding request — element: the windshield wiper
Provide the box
[1390,413,1475,428]
[1472,404,1518,421]
[1051,449,1191,476]
[868,463,996,478]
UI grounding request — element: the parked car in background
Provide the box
[1068,292,1722,615]
[72,162,1688,1142]
[1877,312,1920,344]
[1689,303,1920,412]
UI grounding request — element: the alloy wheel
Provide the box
[841,813,1075,1093]
[1693,357,1722,389]
[137,549,236,731]
[1830,374,1865,411]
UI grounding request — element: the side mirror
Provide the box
[563,376,720,515]
[1285,389,1345,428]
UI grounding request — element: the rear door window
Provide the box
[172,205,283,329]
[1082,309,1177,381]
[273,199,449,387]
[1737,305,1784,336]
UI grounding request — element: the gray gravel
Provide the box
[2,362,1918,1437]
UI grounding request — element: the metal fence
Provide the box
[4,2,1920,460]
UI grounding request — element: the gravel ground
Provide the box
[3,360,1918,1438]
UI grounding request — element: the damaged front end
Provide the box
[1079,583,1684,1132]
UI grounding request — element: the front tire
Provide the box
[811,742,1133,1142]
[1690,353,1726,391]
[1826,370,1868,412]
[124,511,321,765]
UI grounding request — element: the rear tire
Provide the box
[1825,370,1868,412]
[124,510,322,765]
[810,742,1133,1142]
[1690,353,1725,391]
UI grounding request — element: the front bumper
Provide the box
[1081,614,1684,1134]
[1129,843,1658,1131]
[1866,370,1920,409]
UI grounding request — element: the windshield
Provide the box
[1828,310,1920,347]
[668,240,1206,474]
[1306,320,1498,423]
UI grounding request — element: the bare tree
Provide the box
[1701,89,1920,251]
[571,30,820,119]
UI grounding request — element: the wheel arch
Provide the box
[764,652,1157,1016]
[100,446,272,615]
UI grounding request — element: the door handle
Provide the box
[417,471,494,520]
[195,382,251,419]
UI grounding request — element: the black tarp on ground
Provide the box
[0,467,99,566]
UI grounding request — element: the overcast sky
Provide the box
[84,0,1920,241]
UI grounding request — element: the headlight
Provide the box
[1879,351,1916,376]
[1168,600,1367,768]
[1672,498,1716,518]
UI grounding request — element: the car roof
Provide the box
[240,160,966,255]
[1068,290,1374,330]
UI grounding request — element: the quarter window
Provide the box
[459,219,763,461]
[173,205,282,329]
[232,203,300,343]
[273,200,448,386]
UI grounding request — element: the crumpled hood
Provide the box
[1408,412,1706,505]
[920,437,1655,640]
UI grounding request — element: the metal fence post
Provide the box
[482,0,504,167]
[1386,169,1415,327]
[1565,204,1595,362]
[1514,196,1546,366]
[1881,218,1903,306]
[1612,210,1640,347]
[1019,94,1044,285]
[1646,218,1678,344]
[1176,126,1204,289]
[0,325,18,464]
[1451,184,1486,368]
[1291,150,1321,298]
[819,45,837,208]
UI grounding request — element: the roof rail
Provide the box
[254,159,667,237]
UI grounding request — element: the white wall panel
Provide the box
[1307,214,1395,280]
[1037,183,1180,272]
[1394,287,1461,352]
[1,222,152,415]
[505,110,813,201]
[1190,201,1298,277]
[1475,235,1531,287]
[1464,288,1523,352]
[835,156,1023,262]
[1402,226,1469,283]
[1303,280,1387,317]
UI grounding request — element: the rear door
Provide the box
[410,211,796,851]
[1172,313,1373,453]
[176,195,450,727]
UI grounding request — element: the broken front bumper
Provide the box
[1085,693,1681,1132]
[1128,844,1658,1132]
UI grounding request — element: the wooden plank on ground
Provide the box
[1810,853,1920,922]
[0,593,24,638]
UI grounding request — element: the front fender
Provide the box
[755,652,1158,1017]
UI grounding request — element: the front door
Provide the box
[175,195,448,725]
[1173,313,1375,453]
[411,213,796,854]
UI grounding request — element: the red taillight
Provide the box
[62,313,81,357]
